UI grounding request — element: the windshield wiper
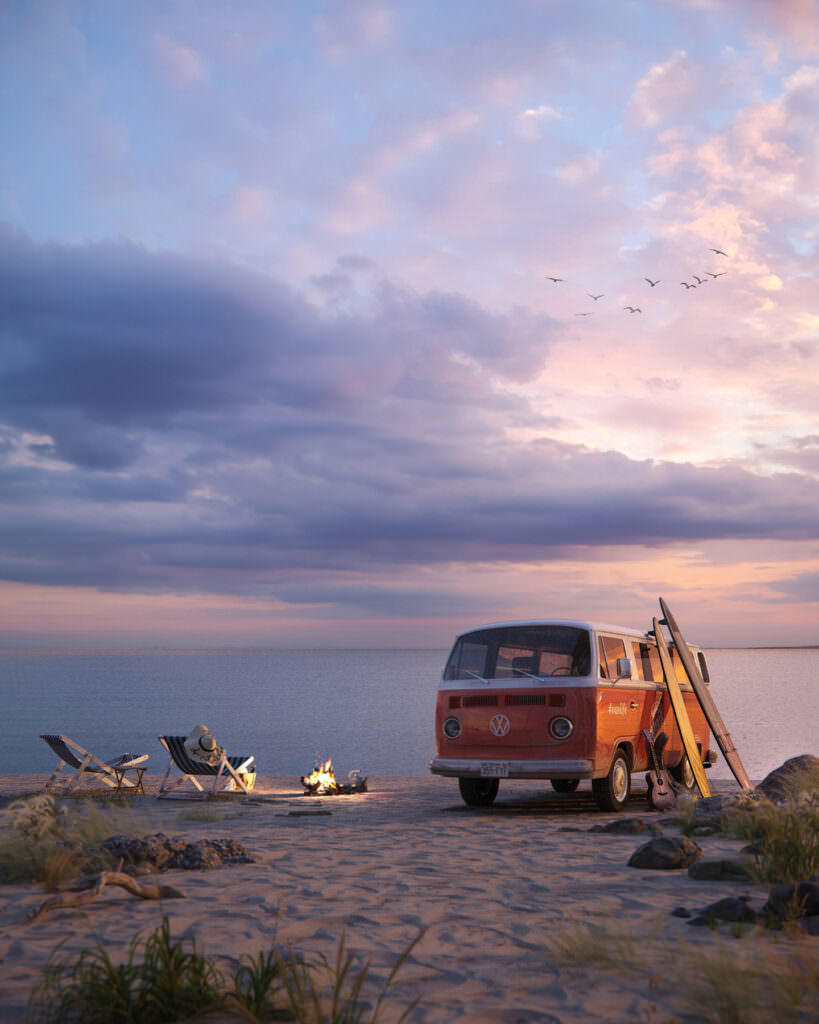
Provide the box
[512,668,546,682]
[462,668,491,684]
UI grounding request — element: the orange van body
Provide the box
[429,619,713,810]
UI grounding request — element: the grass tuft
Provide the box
[725,796,819,884]
[0,795,144,887]
[544,917,647,971]
[27,918,421,1024]
[678,943,819,1024]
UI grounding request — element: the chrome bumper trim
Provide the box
[429,757,594,779]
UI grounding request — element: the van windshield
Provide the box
[444,625,591,681]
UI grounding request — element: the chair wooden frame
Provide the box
[40,734,148,792]
[158,735,255,797]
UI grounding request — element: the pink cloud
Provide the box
[153,33,207,88]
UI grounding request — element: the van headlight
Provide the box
[443,717,461,739]
[549,716,573,740]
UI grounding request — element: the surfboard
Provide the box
[652,617,711,798]
[659,597,753,791]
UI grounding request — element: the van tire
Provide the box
[551,779,580,793]
[592,749,631,811]
[670,756,696,791]
[458,777,499,807]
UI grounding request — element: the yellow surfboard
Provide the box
[660,597,753,791]
[653,617,711,799]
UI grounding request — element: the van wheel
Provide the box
[670,756,696,791]
[551,779,580,793]
[458,777,499,807]
[592,750,631,811]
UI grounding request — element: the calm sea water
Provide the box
[0,648,815,781]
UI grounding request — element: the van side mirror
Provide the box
[614,657,632,682]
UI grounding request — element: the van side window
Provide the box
[598,636,609,678]
[632,641,663,682]
[600,636,626,679]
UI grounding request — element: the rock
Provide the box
[689,795,733,830]
[628,836,703,870]
[756,755,819,802]
[688,857,754,881]
[589,818,662,835]
[671,906,692,918]
[762,881,819,921]
[697,897,758,924]
[100,833,254,872]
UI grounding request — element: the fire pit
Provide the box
[300,759,368,795]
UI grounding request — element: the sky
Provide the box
[1,0,818,649]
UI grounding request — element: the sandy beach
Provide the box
[0,773,814,1023]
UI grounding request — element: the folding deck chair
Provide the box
[158,735,255,797]
[40,734,148,792]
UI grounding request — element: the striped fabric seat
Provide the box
[158,735,255,798]
[40,734,148,791]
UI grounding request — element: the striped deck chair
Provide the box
[158,735,255,797]
[40,734,148,792]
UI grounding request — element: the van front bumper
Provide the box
[429,757,594,779]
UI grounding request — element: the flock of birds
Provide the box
[544,247,731,316]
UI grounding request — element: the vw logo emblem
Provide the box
[489,714,510,737]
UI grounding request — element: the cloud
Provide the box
[629,51,705,129]
[513,105,561,140]
[153,33,207,87]
[0,229,818,602]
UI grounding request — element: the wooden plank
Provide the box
[653,617,711,798]
[659,597,753,791]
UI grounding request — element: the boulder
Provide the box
[756,755,819,802]
[762,880,819,921]
[687,857,754,881]
[687,896,757,926]
[628,836,703,870]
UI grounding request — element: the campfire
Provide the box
[300,758,367,795]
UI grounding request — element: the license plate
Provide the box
[480,762,509,777]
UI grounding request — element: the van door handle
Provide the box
[629,700,639,709]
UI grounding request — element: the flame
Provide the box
[302,758,338,794]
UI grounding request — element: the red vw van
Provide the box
[429,619,715,810]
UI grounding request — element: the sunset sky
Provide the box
[1,1,818,649]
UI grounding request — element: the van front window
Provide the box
[444,625,591,681]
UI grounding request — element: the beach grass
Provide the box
[725,796,819,884]
[676,941,819,1024]
[0,794,153,889]
[544,915,648,971]
[544,913,818,1023]
[26,918,421,1024]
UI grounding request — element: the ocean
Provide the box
[1,647,815,782]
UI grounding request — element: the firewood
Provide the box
[29,870,185,923]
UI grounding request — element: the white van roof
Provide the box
[458,619,652,641]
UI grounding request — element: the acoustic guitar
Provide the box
[643,729,676,811]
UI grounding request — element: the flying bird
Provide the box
[623,306,642,313]
[693,275,707,285]
[587,293,604,301]
[644,278,660,287]
[545,276,565,283]
[707,271,727,278]
[709,248,729,257]
[680,282,696,289]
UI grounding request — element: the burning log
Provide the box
[300,759,367,795]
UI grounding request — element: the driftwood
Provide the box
[29,862,185,923]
